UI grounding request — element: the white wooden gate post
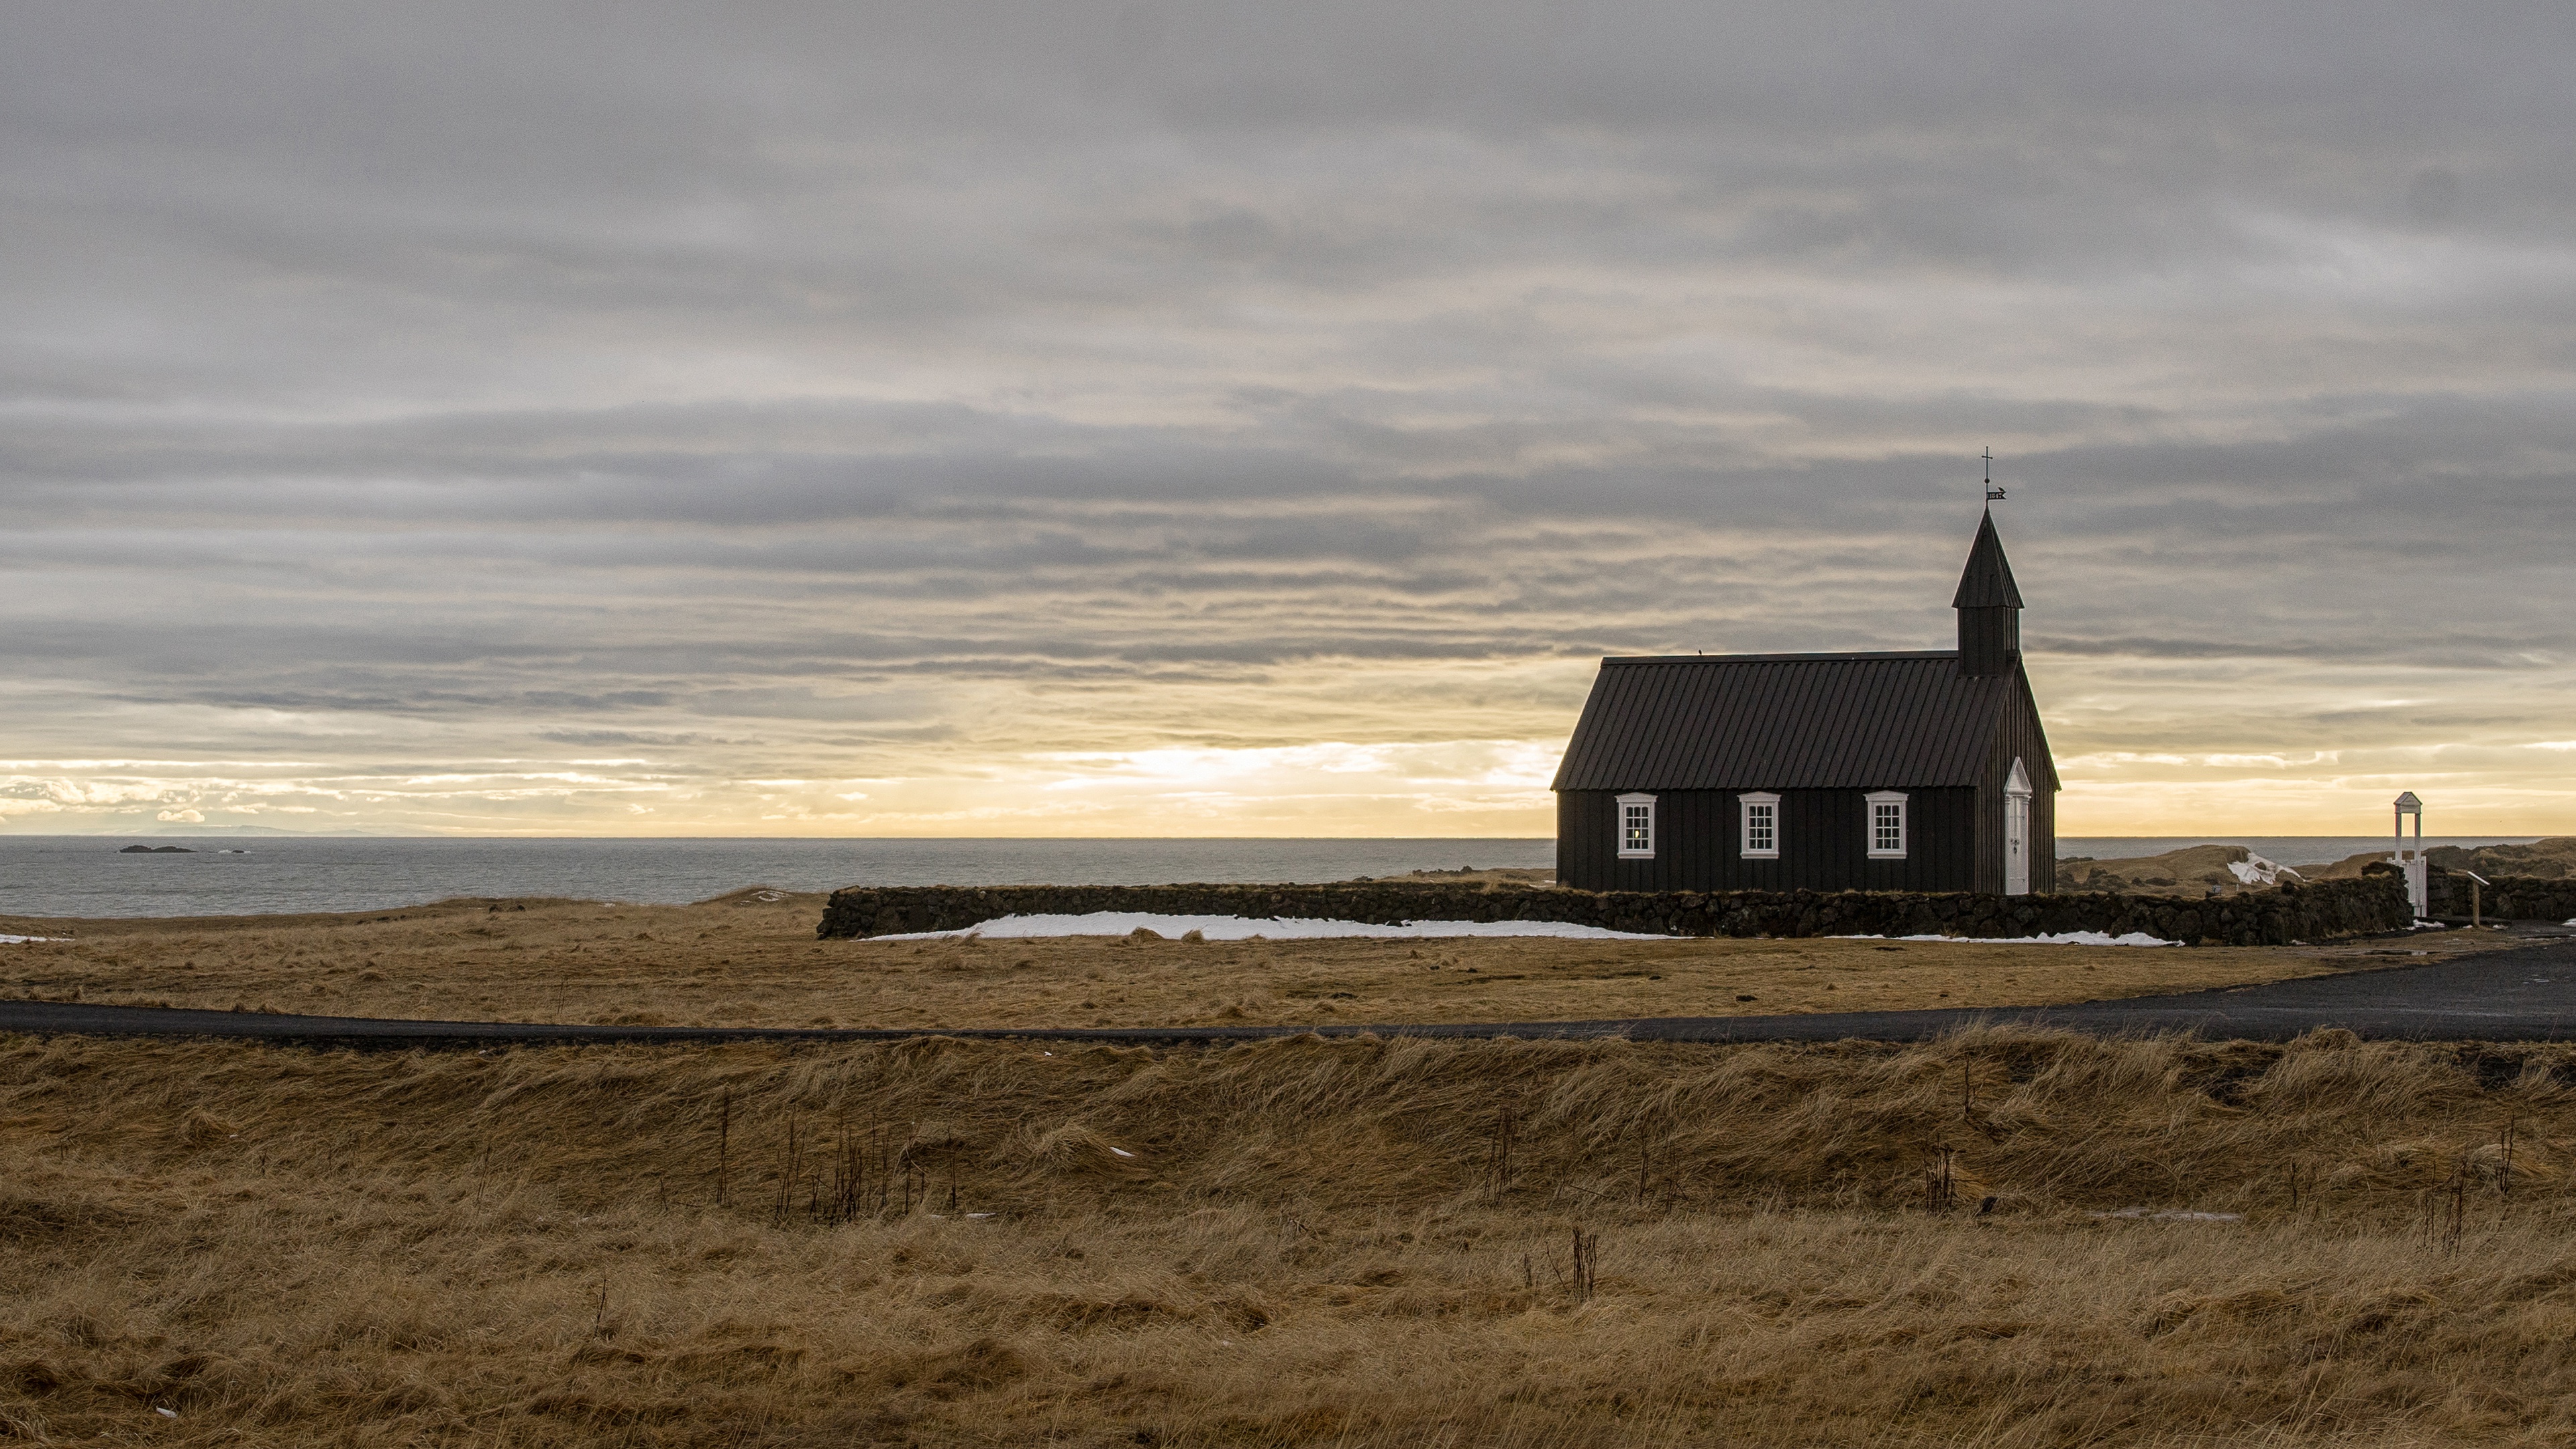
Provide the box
[2393,791,2426,920]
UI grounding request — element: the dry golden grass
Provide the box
[0,890,2506,1030]
[4,1027,2575,1445]
[2056,845,2275,895]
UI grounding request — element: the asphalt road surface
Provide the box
[6,930,2576,1048]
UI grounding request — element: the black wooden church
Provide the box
[1552,511,2057,895]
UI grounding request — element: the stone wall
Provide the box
[2424,869,2576,922]
[818,875,2410,947]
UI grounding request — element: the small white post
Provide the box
[2393,791,2426,920]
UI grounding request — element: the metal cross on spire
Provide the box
[1982,448,2006,502]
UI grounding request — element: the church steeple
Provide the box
[1953,508,2023,677]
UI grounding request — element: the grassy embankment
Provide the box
[3,1028,2575,1445]
[0,890,2508,1030]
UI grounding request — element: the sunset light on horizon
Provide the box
[5,6,2571,841]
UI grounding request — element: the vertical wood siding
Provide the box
[1971,664,2059,894]
[1559,786,1980,892]
[1556,660,2057,896]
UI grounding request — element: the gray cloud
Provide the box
[3,3,2573,835]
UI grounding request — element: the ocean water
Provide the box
[0,833,2545,920]
[0,837,1560,919]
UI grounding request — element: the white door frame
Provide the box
[2003,757,2033,896]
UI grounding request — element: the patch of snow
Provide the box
[0,935,64,945]
[2090,1208,2243,1223]
[1835,931,2175,947]
[873,912,1671,942]
[2227,853,2303,886]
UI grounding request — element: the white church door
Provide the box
[2004,757,2032,896]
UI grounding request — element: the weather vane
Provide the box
[1982,448,2005,502]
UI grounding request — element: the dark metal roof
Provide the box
[1550,651,2014,791]
[1952,509,2023,608]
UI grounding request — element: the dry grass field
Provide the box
[4,1027,2575,1446]
[2,893,2546,1443]
[0,889,2507,1030]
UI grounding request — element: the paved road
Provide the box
[5,932,2576,1047]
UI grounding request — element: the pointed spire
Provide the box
[1953,510,2023,677]
[1951,508,2023,610]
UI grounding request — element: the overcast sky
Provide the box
[4,2,2572,837]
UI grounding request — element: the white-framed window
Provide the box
[1615,793,1657,858]
[1866,791,1909,858]
[1739,792,1780,859]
